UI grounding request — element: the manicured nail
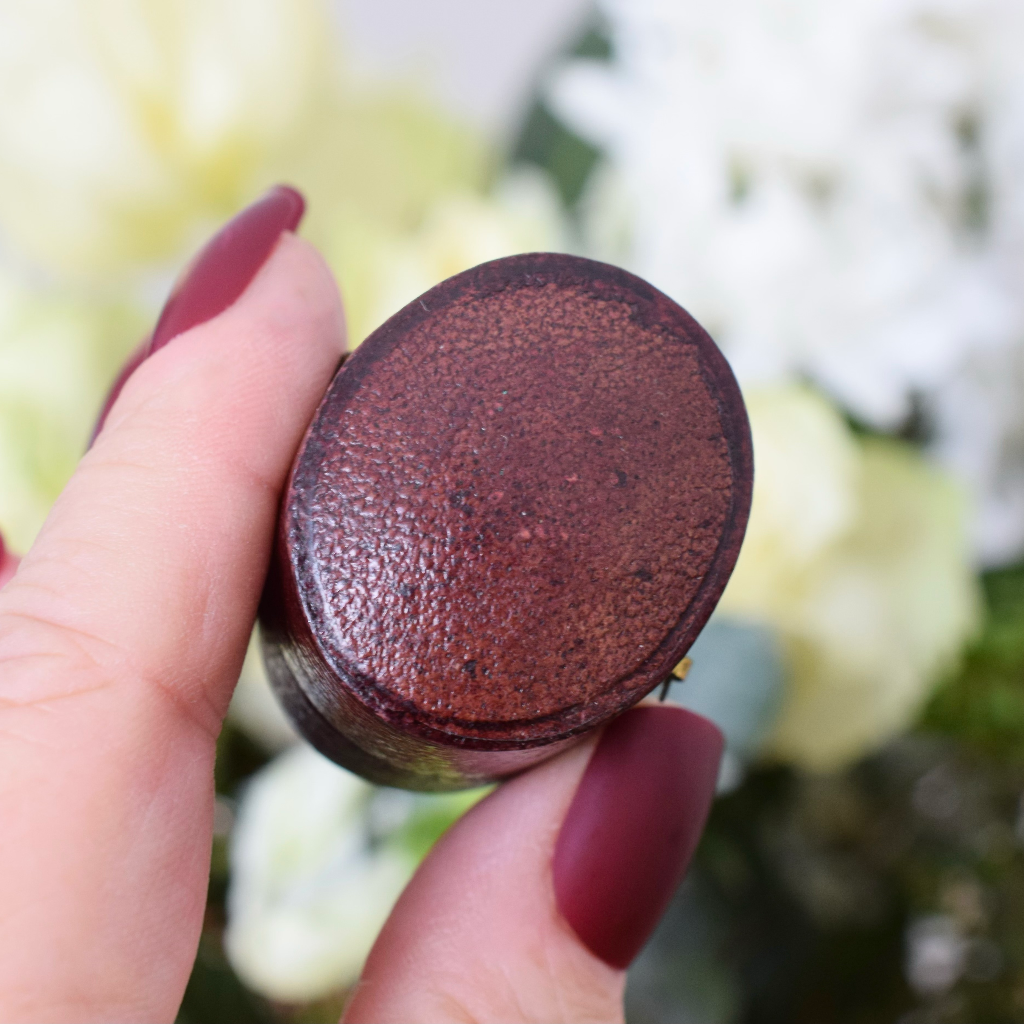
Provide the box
[90,185,305,443]
[0,528,19,588]
[552,705,723,970]
[147,184,305,355]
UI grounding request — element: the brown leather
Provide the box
[260,253,752,789]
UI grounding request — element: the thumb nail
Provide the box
[552,705,723,969]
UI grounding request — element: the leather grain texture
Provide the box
[260,253,752,788]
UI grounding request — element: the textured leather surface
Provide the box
[272,254,752,752]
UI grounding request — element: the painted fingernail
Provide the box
[90,185,305,443]
[148,184,305,355]
[552,705,723,970]
[0,528,20,588]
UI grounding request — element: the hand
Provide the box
[0,190,722,1024]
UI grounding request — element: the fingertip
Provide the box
[7,227,348,740]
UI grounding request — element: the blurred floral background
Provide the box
[2,0,1024,1020]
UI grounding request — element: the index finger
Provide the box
[0,223,344,1022]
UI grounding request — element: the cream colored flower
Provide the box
[720,388,981,769]
[0,0,493,290]
[0,0,492,552]
[722,388,860,613]
[0,269,143,550]
[331,168,570,345]
[0,0,331,278]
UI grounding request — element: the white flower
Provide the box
[0,0,331,279]
[225,747,413,1002]
[225,745,488,1001]
[550,0,1024,562]
[719,388,980,769]
[929,343,1024,565]
[906,915,969,996]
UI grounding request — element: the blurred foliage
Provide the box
[625,561,1024,1024]
[631,740,1024,1023]
[215,723,274,798]
[179,932,276,1024]
[510,21,609,209]
[394,788,491,863]
[923,564,1024,765]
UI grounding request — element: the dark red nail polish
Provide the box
[0,528,19,588]
[148,184,304,355]
[90,185,305,442]
[553,705,723,970]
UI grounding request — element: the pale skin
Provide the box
[0,235,625,1024]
